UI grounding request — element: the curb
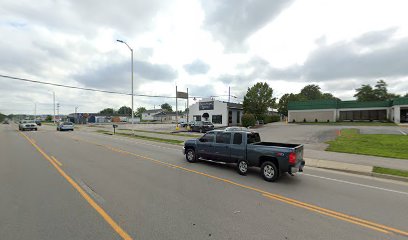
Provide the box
[304,157,408,182]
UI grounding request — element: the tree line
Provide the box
[242,80,408,121]
[98,103,176,118]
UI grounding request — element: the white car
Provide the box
[19,120,38,131]
[57,122,74,131]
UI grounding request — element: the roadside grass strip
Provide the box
[297,122,397,126]
[373,166,408,178]
[96,130,184,145]
[326,129,408,159]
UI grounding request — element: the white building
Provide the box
[141,109,163,121]
[188,99,243,127]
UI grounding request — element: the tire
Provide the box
[261,161,279,182]
[185,148,197,163]
[237,160,248,175]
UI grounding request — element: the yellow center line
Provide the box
[19,132,133,240]
[65,134,408,237]
[51,156,63,166]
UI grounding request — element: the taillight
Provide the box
[289,152,296,165]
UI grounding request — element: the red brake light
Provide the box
[289,152,296,165]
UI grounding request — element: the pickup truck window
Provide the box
[200,132,215,143]
[233,133,242,145]
[247,133,261,144]
[216,132,231,144]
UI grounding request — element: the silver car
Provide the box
[57,122,74,131]
[19,120,38,131]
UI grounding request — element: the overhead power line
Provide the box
[0,74,179,98]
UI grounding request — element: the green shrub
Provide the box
[265,115,280,123]
[242,113,256,127]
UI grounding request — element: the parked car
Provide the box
[183,130,305,182]
[2,120,9,124]
[35,120,42,126]
[19,120,38,131]
[189,121,214,133]
[57,122,74,131]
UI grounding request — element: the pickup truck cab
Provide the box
[183,130,305,182]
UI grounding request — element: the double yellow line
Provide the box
[68,135,408,237]
[19,132,133,240]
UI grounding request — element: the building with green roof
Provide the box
[287,97,408,123]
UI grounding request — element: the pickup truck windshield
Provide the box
[247,132,261,144]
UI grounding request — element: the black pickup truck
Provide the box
[183,130,305,182]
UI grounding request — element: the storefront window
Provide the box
[212,115,222,124]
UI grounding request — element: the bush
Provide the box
[315,119,318,123]
[242,113,256,127]
[292,119,296,123]
[264,115,280,123]
[303,118,306,123]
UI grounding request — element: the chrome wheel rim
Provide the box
[187,151,194,161]
[239,161,247,173]
[264,165,274,179]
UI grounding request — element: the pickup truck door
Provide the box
[197,132,215,159]
[213,132,232,162]
[230,132,245,163]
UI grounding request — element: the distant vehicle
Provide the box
[57,122,74,131]
[183,130,305,182]
[19,120,37,131]
[35,120,42,126]
[224,126,248,132]
[189,121,214,133]
[2,120,9,124]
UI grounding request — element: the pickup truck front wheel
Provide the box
[185,148,197,163]
[237,160,248,175]
[261,161,279,182]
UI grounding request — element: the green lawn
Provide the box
[326,129,408,159]
[96,130,184,145]
[373,166,408,178]
[297,122,397,126]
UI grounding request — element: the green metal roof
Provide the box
[392,97,408,106]
[288,97,408,111]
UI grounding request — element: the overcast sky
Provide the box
[1,0,408,115]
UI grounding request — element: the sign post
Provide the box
[176,89,189,130]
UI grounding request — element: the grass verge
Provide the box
[373,166,408,178]
[96,130,184,145]
[326,129,408,159]
[296,122,397,126]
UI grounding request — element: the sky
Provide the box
[1,0,408,115]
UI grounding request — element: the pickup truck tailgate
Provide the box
[294,145,304,165]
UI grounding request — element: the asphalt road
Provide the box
[1,124,408,240]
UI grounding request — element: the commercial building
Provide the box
[288,97,408,123]
[188,98,243,126]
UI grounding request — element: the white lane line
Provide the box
[399,129,407,135]
[304,173,408,196]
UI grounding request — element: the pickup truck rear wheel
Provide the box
[261,161,279,182]
[185,148,197,163]
[237,160,248,175]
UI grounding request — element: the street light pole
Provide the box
[117,39,134,136]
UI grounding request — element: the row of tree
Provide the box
[98,103,175,118]
[243,80,407,119]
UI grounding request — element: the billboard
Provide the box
[199,101,214,110]
[176,91,188,99]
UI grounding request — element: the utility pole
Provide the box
[176,85,178,129]
[57,103,60,122]
[53,92,56,124]
[187,88,189,123]
[34,103,37,120]
[75,106,79,124]
[228,86,231,103]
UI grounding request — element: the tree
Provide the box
[135,107,146,118]
[0,112,5,122]
[373,80,388,100]
[161,103,173,112]
[242,113,256,127]
[99,108,115,115]
[45,115,52,122]
[278,93,299,116]
[299,84,322,100]
[405,93,408,98]
[117,106,132,115]
[243,82,275,119]
[354,85,378,101]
